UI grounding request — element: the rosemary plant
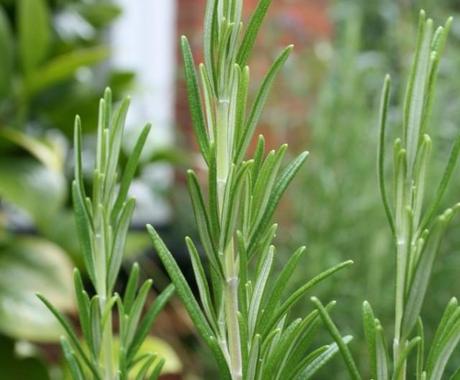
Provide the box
[148,0,353,379]
[359,11,460,380]
[38,89,174,380]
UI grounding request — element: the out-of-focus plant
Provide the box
[0,0,137,376]
[356,11,460,379]
[39,88,175,379]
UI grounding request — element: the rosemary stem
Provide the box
[224,240,243,380]
[101,298,114,380]
[216,95,242,379]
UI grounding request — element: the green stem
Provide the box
[225,240,242,380]
[216,96,242,379]
[100,297,114,380]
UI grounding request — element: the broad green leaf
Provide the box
[0,128,63,171]
[0,158,66,224]
[18,0,50,73]
[25,47,109,94]
[75,2,122,27]
[0,6,13,98]
[0,237,74,342]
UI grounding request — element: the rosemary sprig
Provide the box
[39,88,174,379]
[362,10,460,380]
[148,0,354,378]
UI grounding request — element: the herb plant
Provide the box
[148,0,354,379]
[356,10,460,380]
[38,89,174,379]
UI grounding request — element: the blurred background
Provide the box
[0,0,459,379]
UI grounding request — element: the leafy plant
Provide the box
[39,89,174,379]
[148,0,354,378]
[0,0,133,344]
[346,10,460,380]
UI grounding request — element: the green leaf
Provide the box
[89,296,102,358]
[37,294,100,378]
[18,0,50,73]
[187,169,223,277]
[128,284,175,362]
[404,14,433,173]
[112,123,151,224]
[108,198,136,291]
[362,301,377,379]
[311,297,361,380]
[186,237,217,332]
[258,246,305,332]
[72,181,96,285]
[147,225,228,370]
[61,337,85,380]
[402,206,459,337]
[261,260,353,335]
[75,2,122,27]
[125,280,153,347]
[73,269,92,350]
[426,298,460,380]
[0,128,63,171]
[0,6,13,98]
[0,238,74,342]
[113,335,181,377]
[124,263,140,314]
[248,245,274,337]
[422,133,460,229]
[236,0,273,66]
[181,35,210,163]
[393,337,421,380]
[375,321,389,380]
[249,151,309,251]
[295,337,353,380]
[235,45,293,163]
[377,75,395,236]
[0,158,66,225]
[25,47,109,94]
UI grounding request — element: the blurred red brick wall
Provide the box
[176,0,332,153]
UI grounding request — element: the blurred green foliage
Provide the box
[0,0,135,377]
[275,0,460,378]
